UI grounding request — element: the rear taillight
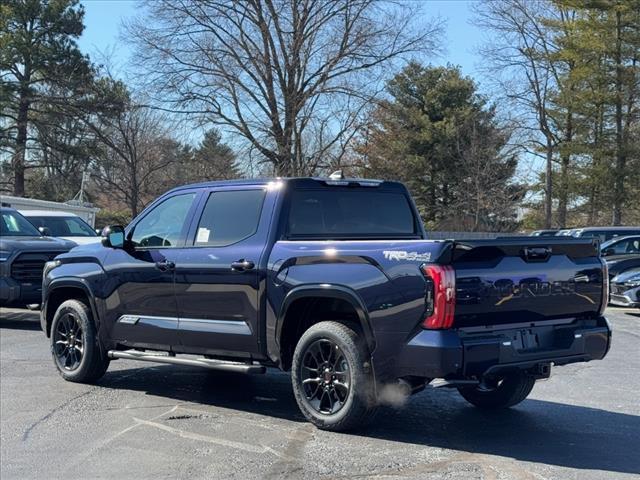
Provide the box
[421,264,456,329]
[599,260,609,315]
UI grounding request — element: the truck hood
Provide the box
[60,236,102,246]
[0,236,75,252]
[606,256,640,277]
[612,268,640,284]
[55,240,111,263]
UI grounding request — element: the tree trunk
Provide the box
[429,165,437,223]
[544,137,553,229]
[129,193,138,218]
[12,89,29,197]
[612,10,625,225]
[557,110,572,228]
[557,155,569,228]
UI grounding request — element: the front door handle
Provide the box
[231,259,255,271]
[155,260,175,271]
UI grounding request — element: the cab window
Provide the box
[194,189,265,247]
[130,193,197,248]
[287,189,417,238]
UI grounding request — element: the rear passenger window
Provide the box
[194,190,265,246]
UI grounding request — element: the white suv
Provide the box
[19,210,101,245]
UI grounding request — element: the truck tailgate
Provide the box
[452,238,605,328]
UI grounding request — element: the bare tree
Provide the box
[474,0,564,228]
[126,0,441,176]
[89,104,180,217]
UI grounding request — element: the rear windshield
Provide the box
[287,189,418,238]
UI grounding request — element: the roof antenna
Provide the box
[329,170,344,180]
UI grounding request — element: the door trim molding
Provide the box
[117,315,252,336]
[179,318,252,335]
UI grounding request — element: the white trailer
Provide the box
[0,195,99,227]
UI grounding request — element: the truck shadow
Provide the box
[99,365,640,475]
[0,310,41,331]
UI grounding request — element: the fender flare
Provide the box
[44,278,100,336]
[277,284,376,354]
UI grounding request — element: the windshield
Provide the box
[26,216,97,237]
[1,211,42,237]
[287,189,418,238]
[601,237,640,254]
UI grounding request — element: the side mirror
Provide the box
[102,225,126,249]
[95,228,102,235]
[38,226,51,236]
[602,248,615,256]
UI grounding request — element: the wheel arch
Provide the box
[276,285,375,370]
[44,279,98,338]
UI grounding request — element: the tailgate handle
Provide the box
[522,247,552,262]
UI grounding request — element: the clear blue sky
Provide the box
[78,0,485,85]
[77,1,539,183]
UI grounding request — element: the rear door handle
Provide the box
[231,259,255,271]
[155,260,175,271]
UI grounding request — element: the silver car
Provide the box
[609,268,640,308]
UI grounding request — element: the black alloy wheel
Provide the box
[50,299,110,383]
[291,321,377,431]
[299,338,351,415]
[53,311,85,371]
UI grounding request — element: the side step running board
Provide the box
[108,350,266,374]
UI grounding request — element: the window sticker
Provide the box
[196,227,210,243]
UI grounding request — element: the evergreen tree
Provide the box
[191,129,240,181]
[358,64,523,231]
[0,0,94,196]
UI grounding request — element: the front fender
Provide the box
[42,260,104,337]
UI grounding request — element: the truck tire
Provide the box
[457,372,535,409]
[50,299,110,383]
[291,321,377,431]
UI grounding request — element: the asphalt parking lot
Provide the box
[1,307,638,480]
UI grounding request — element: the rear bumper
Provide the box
[395,316,611,379]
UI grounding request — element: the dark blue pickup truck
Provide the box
[40,177,611,431]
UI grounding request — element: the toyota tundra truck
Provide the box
[40,177,611,431]
[1,207,74,307]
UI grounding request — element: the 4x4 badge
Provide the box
[383,250,431,262]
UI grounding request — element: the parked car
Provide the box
[530,229,559,236]
[606,255,640,280]
[0,208,74,307]
[20,210,101,245]
[555,229,576,236]
[572,226,640,242]
[40,177,611,431]
[600,235,640,259]
[609,268,640,308]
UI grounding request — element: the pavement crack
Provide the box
[132,416,297,460]
[21,388,94,441]
[21,364,155,442]
[263,423,314,479]
[57,405,179,476]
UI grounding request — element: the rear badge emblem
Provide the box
[383,251,431,262]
